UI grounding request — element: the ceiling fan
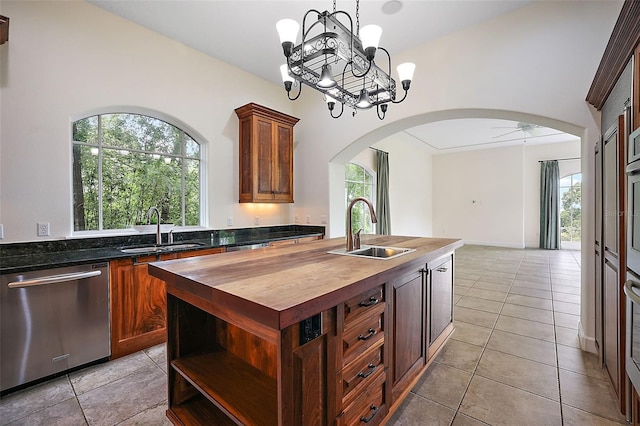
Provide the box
[492,122,542,139]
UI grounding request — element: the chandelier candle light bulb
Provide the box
[276,0,415,120]
[276,19,299,57]
[397,62,416,90]
[358,24,382,60]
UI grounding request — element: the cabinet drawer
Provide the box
[337,370,386,426]
[342,306,384,366]
[341,340,384,405]
[344,285,385,327]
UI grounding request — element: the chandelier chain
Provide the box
[356,0,360,35]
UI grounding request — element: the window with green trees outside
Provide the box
[345,162,376,234]
[559,172,581,247]
[72,113,202,232]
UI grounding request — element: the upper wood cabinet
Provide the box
[235,103,299,203]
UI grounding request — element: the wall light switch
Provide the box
[227,217,233,227]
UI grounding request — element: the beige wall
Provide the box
[347,134,433,237]
[430,140,581,248]
[432,145,526,247]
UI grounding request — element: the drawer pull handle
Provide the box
[360,405,379,423]
[437,267,448,272]
[359,297,379,307]
[358,328,377,341]
[357,363,377,379]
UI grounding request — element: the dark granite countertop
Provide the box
[0,225,325,274]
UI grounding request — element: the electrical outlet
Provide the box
[306,215,311,224]
[254,216,260,225]
[320,215,327,225]
[37,222,50,237]
[294,216,299,223]
[0,224,4,239]
[227,217,233,227]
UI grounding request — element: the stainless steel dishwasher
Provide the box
[0,262,110,392]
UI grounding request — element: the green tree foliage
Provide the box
[72,114,200,231]
[560,181,581,242]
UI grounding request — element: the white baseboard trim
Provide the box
[578,321,598,354]
[462,240,525,249]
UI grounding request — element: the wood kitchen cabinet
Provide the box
[235,103,299,203]
[110,247,224,359]
[390,268,425,402]
[427,253,455,359]
[601,116,627,405]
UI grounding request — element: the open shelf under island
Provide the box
[148,235,463,425]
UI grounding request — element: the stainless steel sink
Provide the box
[120,242,203,254]
[327,245,415,260]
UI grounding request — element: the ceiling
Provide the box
[402,118,580,154]
[87,0,580,153]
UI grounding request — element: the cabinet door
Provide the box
[255,117,276,201]
[430,257,453,346]
[110,255,175,359]
[391,269,425,400]
[273,122,293,202]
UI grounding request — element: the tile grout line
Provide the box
[545,253,566,425]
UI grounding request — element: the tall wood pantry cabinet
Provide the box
[587,0,640,418]
[235,103,299,203]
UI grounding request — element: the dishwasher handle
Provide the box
[8,270,102,288]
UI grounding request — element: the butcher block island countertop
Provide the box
[149,235,462,426]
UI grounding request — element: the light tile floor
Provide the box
[0,245,628,425]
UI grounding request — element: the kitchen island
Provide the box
[149,235,462,425]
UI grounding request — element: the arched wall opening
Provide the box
[327,108,595,352]
[328,108,584,237]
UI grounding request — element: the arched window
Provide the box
[345,162,376,234]
[72,113,202,232]
[559,172,581,247]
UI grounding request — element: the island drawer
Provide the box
[340,340,385,406]
[337,369,386,426]
[342,305,384,366]
[343,285,385,327]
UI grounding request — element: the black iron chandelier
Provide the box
[276,0,415,120]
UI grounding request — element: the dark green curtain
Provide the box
[376,150,391,235]
[540,160,560,249]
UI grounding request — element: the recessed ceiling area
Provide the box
[402,118,580,154]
